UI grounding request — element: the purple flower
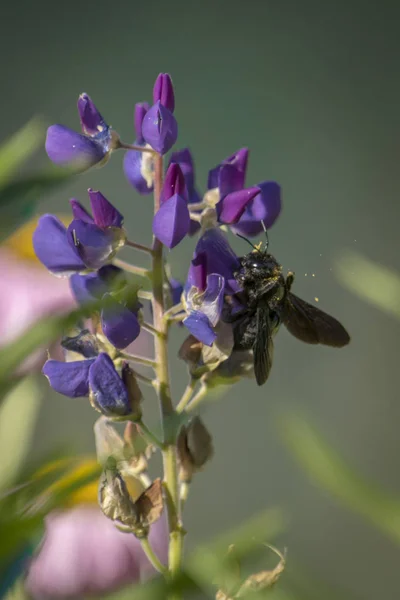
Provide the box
[153,73,175,113]
[187,228,241,295]
[45,94,114,171]
[153,163,190,248]
[142,101,178,155]
[25,505,168,599]
[208,148,249,197]
[183,273,225,346]
[33,215,86,276]
[43,352,132,417]
[231,181,282,237]
[70,267,141,350]
[170,148,202,235]
[123,102,154,195]
[208,148,282,236]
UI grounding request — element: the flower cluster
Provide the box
[30,71,282,591]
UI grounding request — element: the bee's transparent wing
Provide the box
[283,292,350,347]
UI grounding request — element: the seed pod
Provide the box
[177,416,214,482]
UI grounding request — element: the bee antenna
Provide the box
[261,220,269,250]
[236,233,258,251]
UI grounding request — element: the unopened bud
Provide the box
[177,416,214,483]
[160,163,186,204]
[153,73,175,113]
[122,363,142,420]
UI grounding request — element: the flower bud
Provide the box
[121,363,143,421]
[177,416,214,483]
[142,101,178,155]
[152,193,190,248]
[160,163,186,204]
[153,73,175,113]
[134,102,150,143]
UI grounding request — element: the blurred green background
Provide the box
[1,1,400,598]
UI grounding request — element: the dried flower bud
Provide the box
[177,416,213,483]
[236,546,286,597]
[121,363,143,420]
[99,463,163,538]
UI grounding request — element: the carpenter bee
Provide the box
[227,227,350,386]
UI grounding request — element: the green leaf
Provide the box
[335,250,400,320]
[0,119,44,186]
[280,413,400,545]
[0,377,41,489]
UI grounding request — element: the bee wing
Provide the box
[283,292,350,347]
[253,307,274,386]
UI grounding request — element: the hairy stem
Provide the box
[151,154,183,588]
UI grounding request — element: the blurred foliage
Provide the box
[335,249,400,320]
[281,413,400,545]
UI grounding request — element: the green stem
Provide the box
[119,141,156,154]
[151,154,184,590]
[185,383,209,413]
[139,536,168,576]
[137,420,165,449]
[119,353,157,369]
[176,379,197,413]
[126,239,154,255]
[113,259,150,278]
[141,322,160,336]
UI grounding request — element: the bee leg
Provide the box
[286,271,295,291]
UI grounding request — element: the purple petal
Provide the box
[153,73,175,113]
[142,102,178,155]
[152,194,190,249]
[201,274,225,326]
[188,252,207,292]
[88,189,124,229]
[69,199,94,224]
[183,311,216,346]
[70,266,125,305]
[45,125,106,171]
[123,145,154,195]
[134,102,150,143]
[218,186,261,224]
[190,228,240,294]
[33,215,86,275]
[169,277,183,306]
[232,181,282,237]
[89,353,130,416]
[208,148,249,195]
[77,94,107,137]
[101,294,141,349]
[170,148,196,193]
[160,163,186,204]
[43,359,95,397]
[67,220,122,270]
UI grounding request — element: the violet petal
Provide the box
[89,353,130,416]
[33,215,86,275]
[43,359,95,398]
[67,220,120,270]
[183,311,216,346]
[134,102,150,143]
[201,274,225,326]
[152,194,190,249]
[101,294,141,349]
[123,145,154,195]
[153,73,175,113]
[160,163,186,204]
[188,252,207,292]
[232,181,282,237]
[69,199,94,224]
[45,125,106,171]
[142,102,178,155]
[77,94,107,137]
[208,148,249,195]
[88,189,124,229]
[218,186,261,224]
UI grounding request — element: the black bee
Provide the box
[227,230,350,386]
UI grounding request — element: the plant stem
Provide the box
[119,353,157,369]
[113,259,150,278]
[139,537,168,576]
[119,141,156,154]
[126,240,154,255]
[151,153,183,590]
[133,372,156,387]
[141,322,160,336]
[185,383,209,413]
[164,303,184,320]
[137,420,165,450]
[176,379,197,413]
